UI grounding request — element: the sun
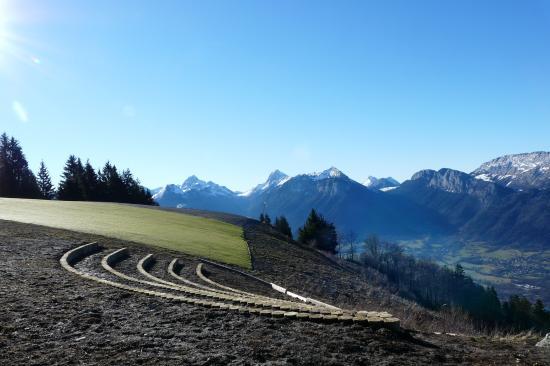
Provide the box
[0,0,38,69]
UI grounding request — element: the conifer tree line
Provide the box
[0,132,154,205]
[0,133,41,198]
[359,235,550,332]
[298,209,338,253]
[259,213,293,240]
[259,209,338,252]
[57,155,155,204]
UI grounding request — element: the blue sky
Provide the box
[1,0,549,191]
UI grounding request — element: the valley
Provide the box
[396,237,550,306]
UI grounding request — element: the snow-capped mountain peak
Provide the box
[153,175,235,200]
[152,184,184,200]
[266,169,289,185]
[363,176,378,187]
[363,176,400,190]
[239,170,290,197]
[181,175,208,191]
[472,151,550,190]
[309,167,348,181]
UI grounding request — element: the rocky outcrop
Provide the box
[472,151,550,190]
[536,333,550,348]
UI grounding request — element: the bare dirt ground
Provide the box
[1,216,549,365]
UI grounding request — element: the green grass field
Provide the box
[0,198,251,268]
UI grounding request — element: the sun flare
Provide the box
[0,0,38,69]
[0,0,13,62]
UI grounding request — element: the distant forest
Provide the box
[267,211,550,333]
[357,235,550,332]
[0,132,155,205]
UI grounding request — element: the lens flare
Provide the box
[0,0,42,70]
[0,0,9,49]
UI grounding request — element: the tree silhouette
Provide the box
[274,216,292,239]
[82,160,99,201]
[37,161,55,199]
[0,132,40,198]
[57,155,84,200]
[298,209,338,253]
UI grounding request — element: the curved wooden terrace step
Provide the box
[195,262,328,311]
[167,258,313,310]
[140,254,331,314]
[167,258,237,295]
[111,250,330,314]
[59,243,400,329]
[196,262,263,298]
[198,260,341,311]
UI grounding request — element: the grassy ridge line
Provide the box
[0,198,251,268]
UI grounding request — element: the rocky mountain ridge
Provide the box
[472,151,550,190]
[152,152,550,250]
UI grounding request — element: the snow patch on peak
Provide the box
[181,175,208,191]
[277,176,291,186]
[266,169,288,183]
[472,151,550,190]
[239,170,290,197]
[152,184,183,200]
[364,176,400,190]
[154,175,236,197]
[474,174,493,182]
[309,167,347,181]
[363,176,378,187]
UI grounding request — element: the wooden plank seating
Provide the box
[146,255,336,314]
[60,243,400,329]
[171,258,307,308]
[194,262,331,311]
[196,262,262,298]
[283,312,298,319]
[132,252,343,316]
[167,258,237,295]
[199,260,342,311]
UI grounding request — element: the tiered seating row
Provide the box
[199,259,340,310]
[59,243,400,329]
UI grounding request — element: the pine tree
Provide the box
[264,213,271,225]
[298,209,338,253]
[0,133,40,198]
[37,161,55,199]
[82,160,98,200]
[274,216,292,239]
[121,168,146,203]
[58,155,84,200]
[98,162,125,202]
[259,213,265,223]
[0,133,10,196]
[532,299,548,330]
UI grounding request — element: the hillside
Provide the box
[0,198,250,267]
[1,213,548,365]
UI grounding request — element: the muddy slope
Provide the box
[0,219,548,365]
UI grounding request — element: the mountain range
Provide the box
[153,152,550,250]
